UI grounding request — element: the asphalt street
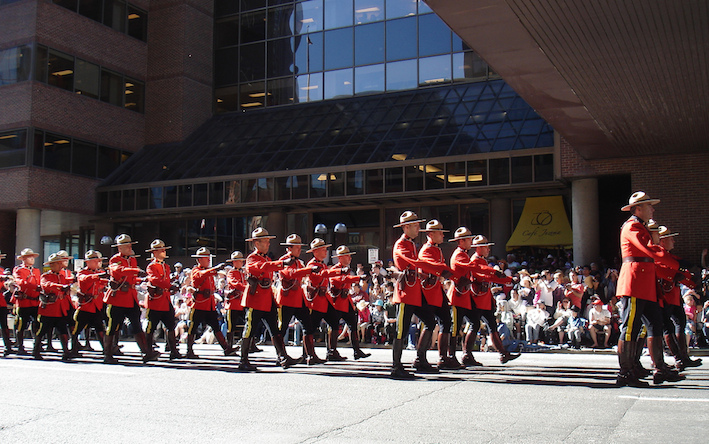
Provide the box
[1,341,708,443]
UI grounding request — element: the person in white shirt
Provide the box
[589,298,611,348]
[550,298,573,344]
[507,289,527,340]
[525,301,550,344]
[535,270,558,308]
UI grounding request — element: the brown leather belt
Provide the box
[622,256,654,263]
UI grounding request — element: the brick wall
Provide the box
[561,137,709,265]
[0,0,37,48]
[0,83,32,130]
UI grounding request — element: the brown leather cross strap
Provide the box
[622,256,654,263]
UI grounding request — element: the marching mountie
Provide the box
[468,235,520,364]
[224,251,247,351]
[416,220,459,370]
[277,234,325,365]
[104,234,153,364]
[53,250,74,353]
[303,238,342,362]
[186,247,236,359]
[328,245,371,361]
[12,248,42,355]
[615,192,684,387]
[447,227,484,367]
[655,225,701,370]
[72,250,109,356]
[240,228,296,371]
[0,250,14,356]
[391,211,440,379]
[35,253,72,361]
[145,240,181,361]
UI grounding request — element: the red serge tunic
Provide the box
[304,258,339,313]
[12,265,41,308]
[39,271,70,317]
[616,216,678,302]
[447,247,480,310]
[328,264,360,312]
[656,251,693,307]
[418,241,452,307]
[60,269,74,312]
[393,234,423,306]
[191,265,217,311]
[276,254,312,308]
[0,267,5,309]
[470,254,512,311]
[146,260,172,312]
[242,251,283,312]
[77,269,107,313]
[105,254,140,308]
[225,268,246,311]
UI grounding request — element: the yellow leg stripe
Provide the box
[106,305,114,334]
[277,307,283,332]
[396,303,406,340]
[35,315,43,336]
[624,297,637,342]
[187,309,196,335]
[451,306,459,337]
[243,308,253,338]
[227,310,233,333]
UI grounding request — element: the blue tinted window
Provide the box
[324,28,353,70]
[355,0,384,24]
[418,13,450,56]
[355,22,384,65]
[386,16,416,61]
[355,63,384,95]
[386,59,417,91]
[295,0,323,34]
[324,68,353,99]
[419,54,451,85]
[296,72,323,102]
[268,5,295,39]
[293,32,323,73]
[417,0,432,14]
[454,52,486,81]
[386,0,416,19]
[324,0,352,29]
[268,38,294,77]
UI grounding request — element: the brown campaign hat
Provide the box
[227,251,245,262]
[43,253,65,265]
[332,245,356,257]
[280,234,306,246]
[146,239,172,252]
[646,219,660,232]
[84,250,103,260]
[17,248,40,259]
[307,238,332,253]
[191,247,215,258]
[246,227,276,242]
[421,219,449,232]
[111,234,138,247]
[449,227,474,242]
[393,211,425,227]
[621,191,660,212]
[658,226,679,238]
[472,235,495,247]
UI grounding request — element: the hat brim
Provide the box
[43,259,64,265]
[333,252,356,257]
[621,198,660,211]
[306,243,332,253]
[146,246,172,252]
[448,236,474,242]
[191,254,216,258]
[111,241,139,247]
[659,232,679,239]
[473,242,495,247]
[280,243,307,246]
[421,228,450,232]
[393,218,426,228]
[17,253,40,259]
[226,258,245,262]
[246,235,277,242]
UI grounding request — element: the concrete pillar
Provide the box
[489,197,512,260]
[572,178,600,266]
[266,211,286,256]
[15,208,42,258]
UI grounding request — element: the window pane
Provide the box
[268,5,295,39]
[267,37,293,78]
[385,167,402,193]
[124,78,144,113]
[295,0,323,34]
[215,18,240,48]
[215,47,240,86]
[216,86,240,113]
[241,10,267,43]
[293,32,322,73]
[329,172,345,197]
[534,154,554,182]
[78,0,103,22]
[347,170,364,195]
[324,68,352,99]
[0,46,32,85]
[295,72,323,102]
[53,0,78,12]
[355,0,383,24]
[103,0,126,32]
[366,169,383,193]
[33,130,44,167]
[136,188,150,210]
[35,45,48,83]
[291,175,309,199]
[127,6,147,41]
[386,0,416,19]
[209,182,225,205]
[417,0,432,14]
[511,156,533,183]
[275,176,290,200]
[405,165,423,191]
[100,69,123,106]
[74,59,99,99]
[215,0,239,16]
[386,59,416,91]
[324,27,353,70]
[354,63,383,95]
[194,183,208,206]
[267,77,295,106]
[72,140,97,177]
[386,16,416,61]
[310,173,327,198]
[240,81,266,109]
[241,0,266,11]
[258,177,274,201]
[47,49,74,91]
[164,186,177,208]
[489,158,509,185]
[43,133,71,173]
[446,161,466,188]
[178,184,192,207]
[419,54,451,85]
[122,189,135,211]
[424,163,444,189]
[453,51,487,81]
[0,129,27,168]
[355,22,384,65]
[97,146,122,178]
[239,42,265,81]
[418,13,451,56]
[324,0,352,29]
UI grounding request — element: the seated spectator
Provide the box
[701,300,709,346]
[508,289,527,340]
[495,294,514,332]
[525,301,550,344]
[351,283,367,304]
[684,292,699,348]
[495,322,523,353]
[356,300,370,343]
[383,292,397,345]
[370,299,386,343]
[549,298,573,344]
[566,306,587,349]
[518,276,535,306]
[588,298,611,348]
[564,279,585,310]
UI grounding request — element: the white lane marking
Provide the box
[0,361,135,376]
[619,395,709,403]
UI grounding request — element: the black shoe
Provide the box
[278,355,298,369]
[33,352,43,360]
[462,354,483,367]
[326,351,348,362]
[353,350,371,360]
[16,347,29,356]
[390,365,416,380]
[185,351,199,359]
[238,361,258,372]
[3,348,13,357]
[500,353,520,364]
[61,352,73,362]
[616,373,650,388]
[680,358,702,369]
[654,369,685,384]
[103,355,118,364]
[169,351,182,361]
[142,351,160,363]
[413,358,439,374]
[223,347,238,356]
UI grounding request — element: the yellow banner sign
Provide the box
[506,196,573,250]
